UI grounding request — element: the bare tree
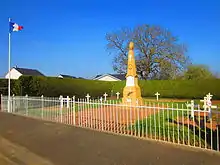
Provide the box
[106,24,191,80]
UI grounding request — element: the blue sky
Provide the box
[0,0,219,78]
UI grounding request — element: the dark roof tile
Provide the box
[14,67,44,76]
[94,73,126,80]
[60,74,76,78]
[109,74,126,80]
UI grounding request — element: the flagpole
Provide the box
[8,18,11,113]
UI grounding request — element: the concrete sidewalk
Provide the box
[0,112,219,165]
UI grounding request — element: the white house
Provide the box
[5,66,44,80]
[93,74,126,81]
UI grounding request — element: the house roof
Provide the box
[58,74,85,79]
[14,67,44,76]
[109,74,126,80]
[59,74,76,78]
[94,73,126,80]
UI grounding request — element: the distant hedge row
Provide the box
[1,76,220,99]
[0,78,19,95]
[17,76,113,98]
[112,79,220,99]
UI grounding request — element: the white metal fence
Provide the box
[1,95,220,152]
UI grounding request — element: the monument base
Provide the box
[122,86,143,106]
[122,97,143,106]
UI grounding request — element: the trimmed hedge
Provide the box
[112,79,220,99]
[0,78,19,95]
[1,76,220,99]
[18,76,114,98]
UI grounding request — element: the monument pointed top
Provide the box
[129,42,134,50]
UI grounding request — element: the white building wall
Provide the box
[58,75,63,78]
[5,68,22,79]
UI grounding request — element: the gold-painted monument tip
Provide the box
[129,42,134,50]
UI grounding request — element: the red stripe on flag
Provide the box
[18,26,23,30]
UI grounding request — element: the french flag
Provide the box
[9,20,23,32]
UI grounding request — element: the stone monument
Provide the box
[122,42,143,106]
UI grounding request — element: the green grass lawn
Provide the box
[130,109,208,148]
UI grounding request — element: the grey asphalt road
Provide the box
[0,112,220,165]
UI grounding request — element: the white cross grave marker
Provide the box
[186,100,195,119]
[200,96,208,110]
[206,93,217,108]
[200,93,217,119]
[85,93,90,102]
[59,96,71,109]
[103,93,108,102]
[155,92,160,101]
[206,93,213,99]
[205,93,217,119]
[200,94,214,110]
[116,92,120,100]
[206,93,213,107]
[100,97,103,102]
[59,95,63,109]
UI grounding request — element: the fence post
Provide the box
[25,94,28,116]
[67,96,70,109]
[73,96,76,125]
[190,100,194,119]
[0,94,2,111]
[60,95,63,109]
[41,95,44,119]
[100,97,104,131]
[7,94,11,113]
[12,94,15,113]
[59,95,63,123]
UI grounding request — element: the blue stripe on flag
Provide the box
[9,22,15,33]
